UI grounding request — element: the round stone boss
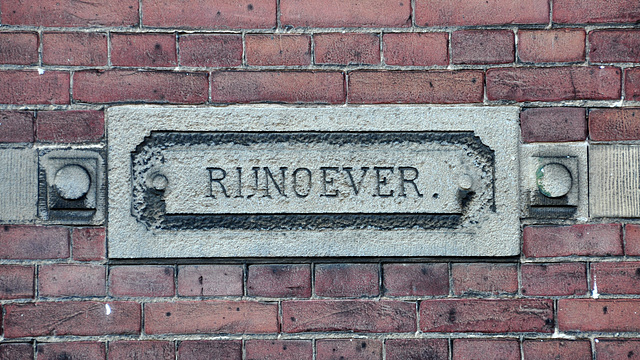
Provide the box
[54,164,91,200]
[536,163,572,198]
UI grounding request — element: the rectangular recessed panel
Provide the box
[590,145,640,218]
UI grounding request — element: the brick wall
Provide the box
[1,0,639,359]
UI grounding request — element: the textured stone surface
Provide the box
[590,145,640,217]
[0,149,37,221]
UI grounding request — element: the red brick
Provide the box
[383,263,448,297]
[37,342,106,360]
[453,339,520,360]
[0,265,34,299]
[518,30,585,63]
[317,339,382,360]
[36,110,104,143]
[523,340,591,360]
[211,71,344,104]
[74,70,208,104]
[452,263,517,296]
[487,67,621,102]
[0,71,69,105]
[108,341,174,360]
[0,111,34,143]
[523,224,623,258]
[626,68,640,101]
[521,263,587,296]
[246,34,311,66]
[553,0,640,24]
[1,0,138,27]
[0,343,33,360]
[349,71,483,104]
[43,32,107,66]
[178,265,243,296]
[383,33,448,66]
[559,299,640,331]
[145,300,278,334]
[178,340,241,360]
[110,265,174,297]
[142,0,275,29]
[179,34,242,67]
[314,33,380,65]
[247,264,311,298]
[590,108,640,141]
[0,32,38,65]
[452,30,514,65]
[72,227,106,261]
[281,0,409,28]
[596,340,640,360]
[626,224,640,256]
[420,299,554,333]
[246,340,312,360]
[521,107,587,142]
[39,264,106,297]
[386,339,448,360]
[4,301,140,337]
[0,225,69,260]
[416,0,548,26]
[591,262,640,295]
[590,30,640,63]
[282,300,416,333]
[315,264,379,298]
[112,33,177,67]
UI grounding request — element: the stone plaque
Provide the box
[107,106,520,257]
[590,145,640,218]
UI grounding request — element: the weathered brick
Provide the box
[518,30,585,63]
[37,342,106,360]
[521,263,587,296]
[487,67,621,102]
[110,265,174,297]
[211,71,344,104]
[626,224,640,256]
[452,339,520,360]
[112,33,177,67]
[0,111,34,143]
[1,0,139,27]
[108,341,174,360]
[591,262,640,295]
[553,0,640,24]
[317,339,382,360]
[590,108,640,141]
[420,299,554,333]
[43,32,108,66]
[590,30,640,63]
[452,263,517,296]
[383,263,448,297]
[416,0,548,26]
[177,340,242,360]
[386,339,448,360]
[314,33,380,65]
[596,340,640,360]
[246,34,311,66]
[74,70,208,104]
[383,33,448,66]
[522,340,591,360]
[0,32,38,65]
[625,68,640,101]
[179,34,242,67]
[36,110,104,143]
[145,300,278,334]
[521,107,587,142]
[72,227,106,261]
[282,300,416,333]
[280,0,409,28]
[4,301,141,337]
[39,264,106,297]
[0,265,34,299]
[246,340,312,360]
[0,71,70,105]
[348,71,483,104]
[452,30,514,65]
[178,265,243,296]
[0,225,69,260]
[142,0,275,29]
[247,264,311,298]
[523,224,623,258]
[559,299,640,331]
[0,343,33,360]
[315,263,379,298]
